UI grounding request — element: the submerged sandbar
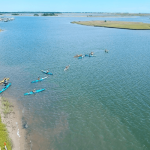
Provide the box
[71,20,150,30]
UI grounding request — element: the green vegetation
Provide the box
[1,97,13,117]
[0,14,3,15]
[0,117,12,149]
[34,14,39,16]
[11,13,19,15]
[110,13,150,17]
[87,13,150,17]
[0,97,12,149]
[71,20,150,30]
[41,13,58,16]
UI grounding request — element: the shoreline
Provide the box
[0,12,150,17]
[71,20,150,30]
[0,96,28,150]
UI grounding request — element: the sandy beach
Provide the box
[0,96,28,150]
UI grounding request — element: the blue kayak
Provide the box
[41,70,53,75]
[31,77,47,83]
[0,83,11,94]
[24,89,45,95]
[85,54,96,57]
[78,56,84,59]
[89,55,96,57]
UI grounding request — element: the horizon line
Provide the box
[0,12,150,14]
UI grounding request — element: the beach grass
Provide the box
[1,97,13,116]
[1,97,13,117]
[0,117,12,149]
[0,97,12,149]
[71,20,150,30]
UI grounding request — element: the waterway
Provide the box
[0,15,150,150]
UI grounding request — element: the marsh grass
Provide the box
[0,97,13,149]
[72,20,150,30]
[0,117,12,149]
[1,97,13,117]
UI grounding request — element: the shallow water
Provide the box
[0,16,150,150]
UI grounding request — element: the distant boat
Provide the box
[11,18,14,20]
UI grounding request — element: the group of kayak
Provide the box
[74,52,96,59]
[0,70,53,95]
[24,70,53,95]
[25,66,72,95]
[0,51,105,95]
[74,50,108,59]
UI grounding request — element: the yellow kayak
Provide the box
[74,54,82,58]
[0,78,9,84]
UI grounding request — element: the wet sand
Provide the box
[0,96,28,150]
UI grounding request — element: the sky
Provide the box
[0,0,150,13]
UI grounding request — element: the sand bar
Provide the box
[0,96,27,150]
[71,20,150,30]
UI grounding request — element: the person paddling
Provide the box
[90,52,94,55]
[32,89,36,93]
[89,52,94,56]
[105,49,109,53]
[3,78,8,86]
[37,76,40,80]
[65,65,70,69]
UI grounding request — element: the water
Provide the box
[0,15,150,150]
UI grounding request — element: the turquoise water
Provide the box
[0,16,150,150]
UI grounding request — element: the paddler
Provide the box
[3,78,8,86]
[65,65,70,70]
[89,52,94,56]
[90,52,94,55]
[32,89,36,93]
[46,70,49,73]
[37,76,40,80]
[105,49,109,53]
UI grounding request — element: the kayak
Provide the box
[85,54,96,57]
[31,77,47,83]
[0,83,11,94]
[24,89,45,95]
[89,55,96,57]
[74,54,82,58]
[0,78,9,84]
[41,70,53,75]
[64,65,70,71]
[78,56,84,59]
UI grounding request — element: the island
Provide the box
[71,20,150,30]
[41,13,58,16]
